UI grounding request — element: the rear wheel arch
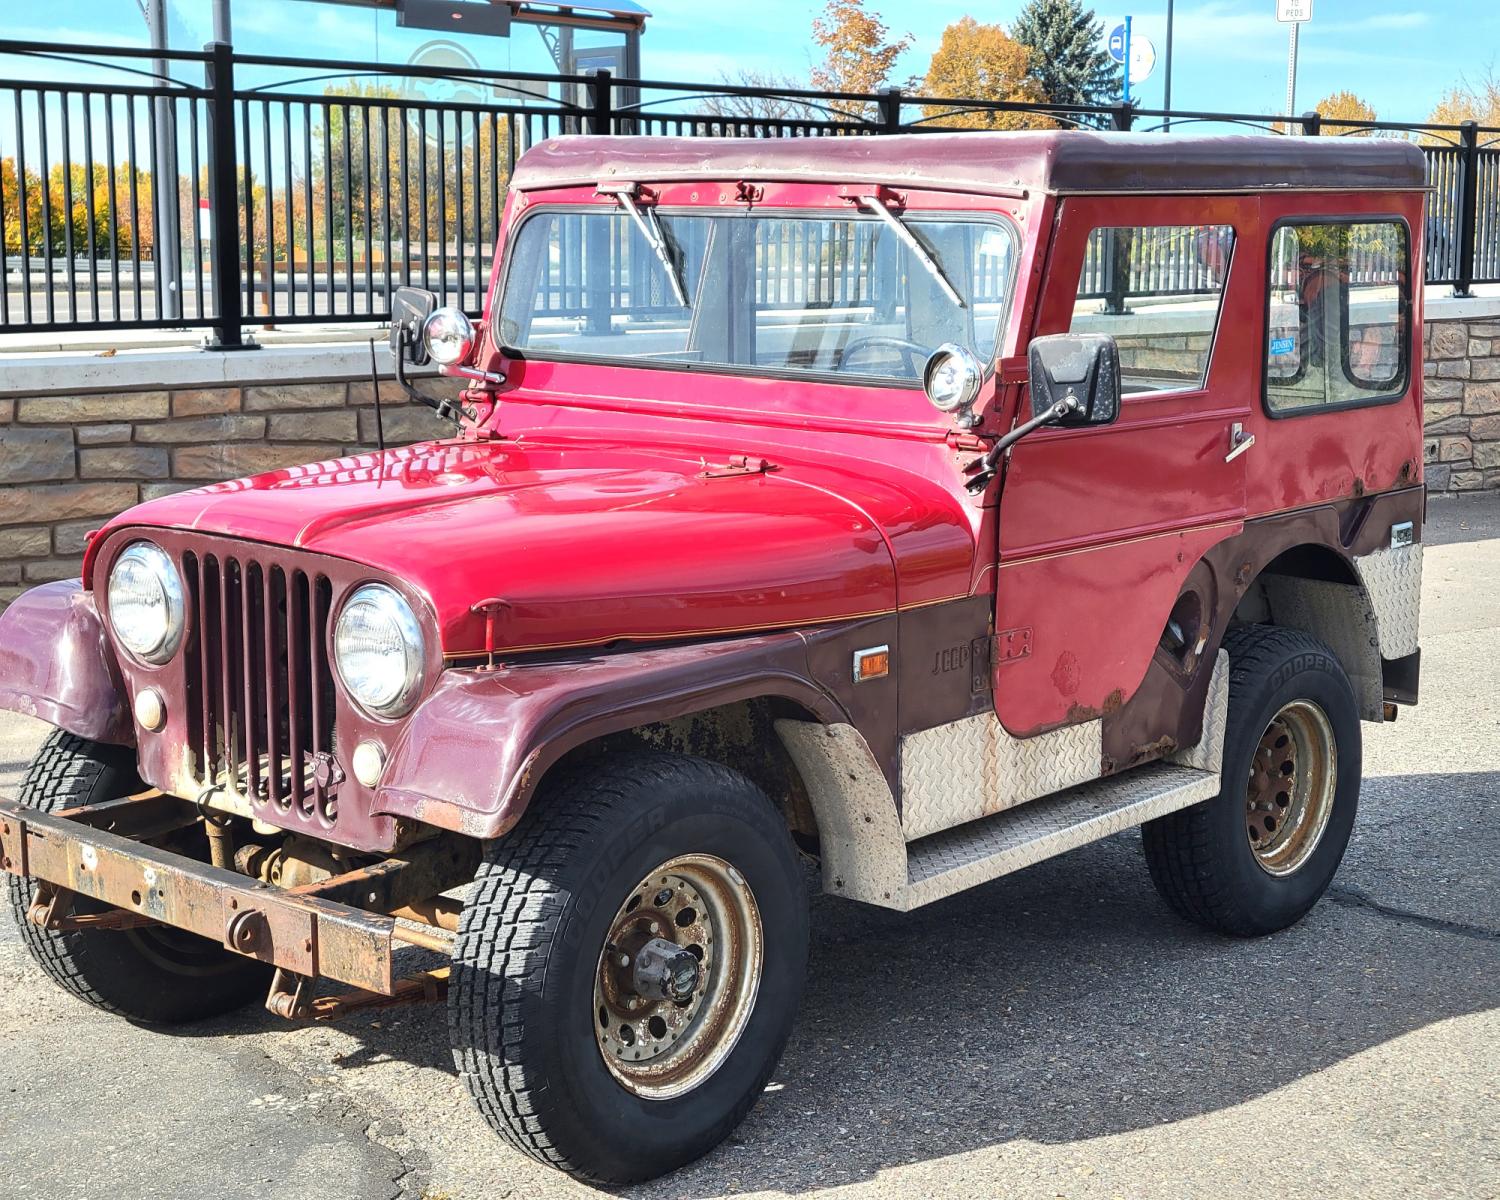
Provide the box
[1230,544,1383,721]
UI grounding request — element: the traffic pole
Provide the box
[1285,20,1300,130]
[1163,0,1174,131]
[1123,15,1132,105]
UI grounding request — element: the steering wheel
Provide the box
[838,336,930,377]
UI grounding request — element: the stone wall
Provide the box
[0,374,457,608]
[1422,314,1500,493]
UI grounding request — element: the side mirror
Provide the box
[1027,333,1121,427]
[390,286,437,366]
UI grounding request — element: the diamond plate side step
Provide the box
[903,762,1220,909]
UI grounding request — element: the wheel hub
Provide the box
[1244,699,1338,876]
[593,854,762,1100]
[632,937,702,1002]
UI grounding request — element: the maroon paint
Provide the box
[0,582,132,746]
[374,629,852,840]
[509,132,1425,198]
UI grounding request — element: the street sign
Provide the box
[1277,0,1313,22]
[1108,23,1128,63]
[1129,35,1156,86]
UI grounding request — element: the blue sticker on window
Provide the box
[1270,336,1296,356]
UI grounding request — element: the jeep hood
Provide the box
[98,437,945,654]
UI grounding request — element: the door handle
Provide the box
[1225,422,1256,463]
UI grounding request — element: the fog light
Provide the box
[133,688,166,732]
[352,740,386,788]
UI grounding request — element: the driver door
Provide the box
[992,194,1258,736]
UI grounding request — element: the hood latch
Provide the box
[700,455,775,479]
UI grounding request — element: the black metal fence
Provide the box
[1,37,1498,349]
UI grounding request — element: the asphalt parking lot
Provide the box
[1,495,1496,1200]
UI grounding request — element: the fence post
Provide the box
[1454,119,1480,298]
[1109,102,1135,132]
[589,69,613,135]
[1300,110,1322,136]
[1101,228,1134,315]
[879,87,903,134]
[203,41,251,350]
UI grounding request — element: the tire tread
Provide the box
[6,731,136,1014]
[1143,624,1353,936]
[450,752,795,1184]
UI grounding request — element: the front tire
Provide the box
[1143,625,1362,937]
[5,729,270,1024]
[449,751,809,1185]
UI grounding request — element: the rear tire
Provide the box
[449,751,809,1185]
[5,729,270,1024]
[1143,625,1361,937]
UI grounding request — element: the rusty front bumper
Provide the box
[0,796,398,995]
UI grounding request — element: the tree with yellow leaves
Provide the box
[1313,90,1378,134]
[920,18,1051,131]
[810,0,912,118]
[1425,68,1500,141]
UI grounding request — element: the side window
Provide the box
[1265,220,1409,414]
[1070,224,1235,395]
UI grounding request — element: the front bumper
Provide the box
[0,795,399,995]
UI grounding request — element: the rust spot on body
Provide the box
[1126,735,1178,767]
[1051,651,1081,697]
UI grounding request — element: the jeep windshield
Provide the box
[495,206,1019,385]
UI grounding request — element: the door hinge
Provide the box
[992,627,1033,664]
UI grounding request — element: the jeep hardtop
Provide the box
[0,131,1427,1184]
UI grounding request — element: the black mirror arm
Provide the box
[963,392,1081,495]
[393,326,479,425]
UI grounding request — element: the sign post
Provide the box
[1277,0,1314,126]
[1108,19,1131,104]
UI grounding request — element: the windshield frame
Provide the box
[491,202,1023,392]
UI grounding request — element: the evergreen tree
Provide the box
[1010,0,1121,111]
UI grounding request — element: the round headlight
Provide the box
[923,343,984,417]
[334,584,425,718]
[107,542,184,665]
[422,307,475,366]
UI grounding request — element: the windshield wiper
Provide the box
[599,183,690,309]
[856,194,966,309]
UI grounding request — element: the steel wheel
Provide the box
[1245,699,1338,876]
[593,853,763,1100]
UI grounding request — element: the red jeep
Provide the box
[0,132,1426,1184]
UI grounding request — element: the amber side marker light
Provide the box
[853,646,891,683]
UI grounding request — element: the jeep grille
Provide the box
[183,550,339,826]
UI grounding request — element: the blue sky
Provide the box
[3,0,1493,125]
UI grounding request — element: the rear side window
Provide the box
[1265,220,1409,415]
[1069,224,1235,396]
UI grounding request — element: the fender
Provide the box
[374,629,852,841]
[1100,487,1425,767]
[0,582,132,746]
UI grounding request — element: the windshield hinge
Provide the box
[946,430,988,451]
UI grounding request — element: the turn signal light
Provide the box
[853,646,890,683]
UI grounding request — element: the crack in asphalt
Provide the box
[1326,884,1500,943]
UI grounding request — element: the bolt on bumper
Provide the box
[0,795,401,996]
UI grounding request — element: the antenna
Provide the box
[367,338,386,454]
